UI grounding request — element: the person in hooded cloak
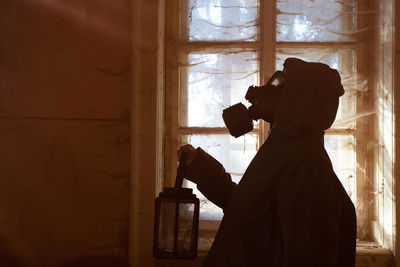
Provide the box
[179,58,357,267]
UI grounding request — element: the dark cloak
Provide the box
[187,58,357,267]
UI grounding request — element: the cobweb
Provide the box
[177,0,377,242]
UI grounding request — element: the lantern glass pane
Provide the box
[178,203,195,253]
[158,202,176,252]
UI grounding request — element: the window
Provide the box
[164,0,394,251]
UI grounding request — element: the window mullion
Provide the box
[179,127,262,135]
[165,0,183,187]
[260,0,277,142]
[326,128,356,135]
[178,42,259,52]
[276,41,357,49]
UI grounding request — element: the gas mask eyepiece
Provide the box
[222,71,285,138]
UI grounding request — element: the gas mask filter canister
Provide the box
[222,102,254,138]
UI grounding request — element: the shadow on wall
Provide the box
[62,256,129,267]
[0,244,24,266]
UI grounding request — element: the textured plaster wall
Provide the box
[0,0,131,265]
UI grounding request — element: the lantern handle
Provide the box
[174,151,187,188]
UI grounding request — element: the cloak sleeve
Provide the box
[186,148,237,211]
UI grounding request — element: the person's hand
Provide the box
[177,144,198,183]
[178,144,197,166]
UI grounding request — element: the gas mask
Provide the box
[222,71,285,138]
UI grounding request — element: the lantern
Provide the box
[153,154,200,259]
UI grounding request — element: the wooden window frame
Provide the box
[162,0,396,262]
[166,0,369,236]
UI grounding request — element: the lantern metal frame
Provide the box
[153,187,199,259]
[153,152,200,259]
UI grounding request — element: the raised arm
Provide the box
[180,146,237,211]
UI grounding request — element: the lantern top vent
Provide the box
[159,187,196,199]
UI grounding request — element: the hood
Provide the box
[274,58,345,131]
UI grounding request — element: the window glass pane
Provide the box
[182,51,258,127]
[182,0,259,41]
[276,48,356,128]
[277,0,356,42]
[181,133,258,220]
[325,134,356,203]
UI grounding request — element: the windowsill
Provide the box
[155,242,393,267]
[355,242,393,267]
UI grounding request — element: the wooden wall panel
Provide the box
[0,0,131,119]
[0,0,131,265]
[0,119,130,266]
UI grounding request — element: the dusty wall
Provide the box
[0,0,131,265]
